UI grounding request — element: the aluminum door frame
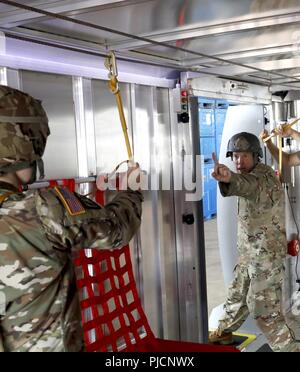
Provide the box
[169,92,208,342]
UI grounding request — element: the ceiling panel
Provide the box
[1,0,300,89]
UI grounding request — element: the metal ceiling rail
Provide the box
[2,31,182,71]
[18,25,184,65]
[1,0,300,86]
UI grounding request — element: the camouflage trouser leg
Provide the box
[248,264,299,352]
[218,264,250,333]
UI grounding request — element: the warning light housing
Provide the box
[177,89,189,123]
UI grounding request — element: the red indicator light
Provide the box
[181,90,188,97]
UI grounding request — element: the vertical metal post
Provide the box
[7,69,22,89]
[169,90,208,342]
[0,66,22,91]
[73,77,89,177]
[189,97,209,342]
[73,77,91,195]
[73,77,96,340]
[0,67,7,85]
[169,87,186,339]
[0,31,5,56]
[149,86,164,338]
[82,78,97,177]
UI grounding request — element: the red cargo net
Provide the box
[74,245,155,352]
[74,245,239,353]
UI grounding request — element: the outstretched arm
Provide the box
[211,152,258,199]
[37,189,143,251]
[260,130,300,167]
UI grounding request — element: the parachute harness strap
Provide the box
[104,160,130,181]
[105,51,133,161]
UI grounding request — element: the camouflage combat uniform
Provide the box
[0,182,143,352]
[217,162,298,352]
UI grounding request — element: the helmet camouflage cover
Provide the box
[226,132,263,158]
[0,85,50,178]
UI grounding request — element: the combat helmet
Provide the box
[226,132,263,158]
[0,85,50,182]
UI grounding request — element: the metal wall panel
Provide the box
[6,68,21,89]
[91,81,181,339]
[21,71,78,179]
[132,84,164,337]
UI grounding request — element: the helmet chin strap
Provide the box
[253,153,260,166]
[0,158,44,186]
[28,161,37,184]
[36,159,45,179]
[16,162,37,188]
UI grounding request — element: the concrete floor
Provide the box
[204,218,227,316]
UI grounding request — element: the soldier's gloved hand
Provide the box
[211,152,232,183]
[96,161,142,191]
[125,161,142,191]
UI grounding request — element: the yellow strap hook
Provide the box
[104,51,119,95]
[105,51,133,160]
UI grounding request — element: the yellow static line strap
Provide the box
[105,50,133,161]
[233,332,257,350]
[115,92,133,160]
[263,117,300,143]
[278,135,283,180]
[54,186,86,216]
[210,329,257,350]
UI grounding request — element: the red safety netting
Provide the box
[74,245,239,353]
[74,245,156,352]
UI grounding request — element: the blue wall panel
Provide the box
[199,98,228,220]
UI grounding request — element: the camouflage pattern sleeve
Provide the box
[219,172,259,199]
[36,188,143,251]
[219,164,282,206]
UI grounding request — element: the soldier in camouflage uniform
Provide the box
[210,132,299,352]
[0,85,143,352]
